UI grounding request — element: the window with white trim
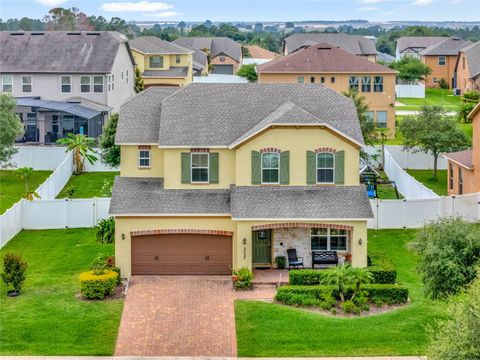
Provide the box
[21,75,32,93]
[191,152,209,183]
[349,76,359,91]
[374,76,383,92]
[1,75,12,92]
[438,56,446,66]
[80,76,91,93]
[60,75,71,93]
[316,152,334,184]
[377,111,388,128]
[138,149,151,168]
[93,76,104,93]
[261,152,279,184]
[311,228,348,251]
[149,56,163,68]
[361,76,371,92]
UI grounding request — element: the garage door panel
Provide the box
[132,233,232,275]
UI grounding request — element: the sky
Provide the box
[0,0,479,23]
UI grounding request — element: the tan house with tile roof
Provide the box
[455,41,480,94]
[443,102,480,195]
[257,43,397,136]
[245,45,279,60]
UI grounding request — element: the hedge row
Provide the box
[367,252,397,284]
[276,284,408,305]
[79,270,118,299]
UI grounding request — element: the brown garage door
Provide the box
[131,233,232,275]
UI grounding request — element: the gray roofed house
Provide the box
[420,36,472,56]
[458,41,480,79]
[283,33,377,57]
[395,36,447,60]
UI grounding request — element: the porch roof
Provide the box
[15,97,104,119]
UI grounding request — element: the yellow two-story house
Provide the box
[110,83,373,278]
[129,36,194,87]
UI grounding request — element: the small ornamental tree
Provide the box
[1,253,28,296]
[134,67,144,93]
[99,113,120,168]
[389,56,432,83]
[236,64,258,82]
[57,133,98,174]
[399,105,469,179]
[15,167,40,200]
[0,94,24,168]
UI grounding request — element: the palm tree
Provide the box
[57,133,97,174]
[324,264,354,303]
[350,268,374,300]
[15,167,40,201]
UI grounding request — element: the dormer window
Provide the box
[316,152,334,184]
[261,152,279,184]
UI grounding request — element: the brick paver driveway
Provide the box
[114,276,237,356]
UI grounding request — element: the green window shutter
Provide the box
[280,151,290,184]
[335,150,345,185]
[306,151,316,185]
[181,152,191,184]
[251,150,261,185]
[209,153,219,184]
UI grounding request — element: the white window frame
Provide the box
[126,70,129,84]
[316,152,335,184]
[349,76,359,91]
[361,76,371,92]
[438,56,446,66]
[377,111,388,128]
[93,75,104,93]
[21,75,32,93]
[80,75,91,93]
[191,152,209,184]
[311,228,348,252]
[138,149,151,168]
[261,152,280,185]
[149,56,163,68]
[374,76,383,92]
[60,75,72,93]
[1,74,13,93]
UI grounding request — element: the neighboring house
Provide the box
[257,43,397,136]
[110,83,373,278]
[377,51,395,64]
[243,45,280,65]
[173,37,242,75]
[283,33,377,61]
[129,36,194,87]
[420,36,471,88]
[455,41,480,94]
[395,36,447,60]
[443,102,480,195]
[0,31,135,144]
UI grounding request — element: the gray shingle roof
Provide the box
[109,177,231,215]
[116,86,179,144]
[284,33,377,55]
[420,36,471,56]
[231,185,373,219]
[396,36,447,53]
[130,36,193,55]
[461,41,480,78]
[0,31,132,73]
[143,67,189,78]
[173,37,242,62]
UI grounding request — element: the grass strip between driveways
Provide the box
[235,229,447,356]
[0,228,123,355]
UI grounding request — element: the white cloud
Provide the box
[101,1,173,12]
[359,0,384,3]
[411,0,433,5]
[359,6,378,11]
[37,0,68,6]
[382,11,395,15]
[149,11,180,18]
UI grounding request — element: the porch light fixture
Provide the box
[243,238,247,245]
[121,233,125,240]
[358,238,363,245]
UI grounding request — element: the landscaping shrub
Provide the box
[368,251,397,284]
[409,218,480,299]
[437,78,448,90]
[275,285,336,310]
[94,217,115,244]
[364,284,409,305]
[289,269,326,285]
[1,252,28,295]
[275,256,286,269]
[233,267,254,290]
[341,300,359,314]
[79,269,117,299]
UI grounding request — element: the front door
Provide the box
[252,230,272,264]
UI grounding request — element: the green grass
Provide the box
[397,89,461,111]
[377,171,403,199]
[57,172,119,198]
[0,170,52,214]
[0,229,123,355]
[406,170,448,196]
[235,229,447,356]
[459,123,473,140]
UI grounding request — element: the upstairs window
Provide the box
[176,55,181,64]
[374,76,383,92]
[331,77,335,83]
[459,168,463,194]
[21,75,32,93]
[80,76,91,93]
[138,148,151,168]
[310,76,315,83]
[377,111,388,128]
[349,76,359,91]
[149,56,163,68]
[2,75,12,92]
[191,153,209,183]
[316,152,334,184]
[449,163,454,190]
[93,76,104,93]
[61,76,71,93]
[361,76,371,92]
[438,56,446,66]
[297,76,304,84]
[261,152,279,184]
[320,77,325,83]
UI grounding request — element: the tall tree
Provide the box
[342,89,376,145]
[400,105,469,179]
[389,56,432,83]
[57,133,97,174]
[0,94,24,168]
[99,113,120,168]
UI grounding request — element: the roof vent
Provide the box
[10,32,24,35]
[67,32,81,35]
[318,46,332,50]
[31,32,45,35]
[87,32,100,36]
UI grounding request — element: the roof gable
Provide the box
[173,37,241,62]
[420,36,471,56]
[129,36,193,55]
[396,36,447,53]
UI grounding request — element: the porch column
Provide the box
[37,113,46,144]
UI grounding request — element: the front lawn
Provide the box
[0,170,52,214]
[0,229,123,355]
[406,170,448,196]
[57,172,119,198]
[397,89,461,111]
[235,229,447,356]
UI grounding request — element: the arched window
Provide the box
[316,152,334,184]
[261,152,279,184]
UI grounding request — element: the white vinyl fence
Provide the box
[35,151,74,199]
[0,200,24,248]
[383,147,440,199]
[395,81,425,98]
[385,146,447,170]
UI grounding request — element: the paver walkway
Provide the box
[115,276,237,357]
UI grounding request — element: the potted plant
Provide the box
[1,253,28,297]
[275,255,286,269]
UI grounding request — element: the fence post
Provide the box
[93,197,97,226]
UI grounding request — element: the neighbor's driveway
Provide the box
[115,276,237,356]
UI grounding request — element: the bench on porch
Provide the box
[312,250,338,268]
